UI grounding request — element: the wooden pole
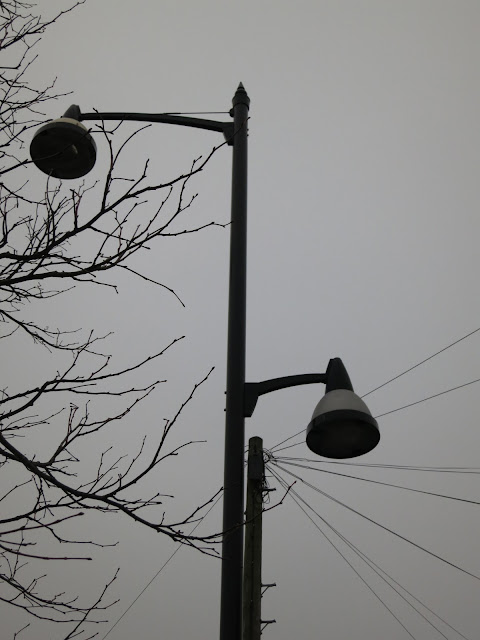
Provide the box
[243,436,264,640]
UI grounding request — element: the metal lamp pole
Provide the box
[221,83,250,640]
[30,82,250,640]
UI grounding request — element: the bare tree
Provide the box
[0,2,224,637]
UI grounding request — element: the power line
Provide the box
[269,429,304,452]
[274,456,480,474]
[100,491,223,640]
[375,376,480,419]
[269,465,419,640]
[273,462,480,582]
[269,465,472,640]
[271,441,304,454]
[273,458,480,505]
[361,325,480,398]
[336,528,472,640]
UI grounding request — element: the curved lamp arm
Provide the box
[244,373,327,417]
[63,104,235,144]
[243,358,356,418]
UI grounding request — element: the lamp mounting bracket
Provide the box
[244,373,327,418]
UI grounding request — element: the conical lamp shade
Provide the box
[306,358,380,459]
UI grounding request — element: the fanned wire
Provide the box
[268,464,419,639]
[361,326,480,398]
[272,456,480,475]
[269,430,304,452]
[269,464,472,640]
[272,458,480,505]
[375,377,480,418]
[271,461,480,582]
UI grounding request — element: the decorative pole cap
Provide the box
[232,82,250,109]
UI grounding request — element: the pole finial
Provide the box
[232,82,250,109]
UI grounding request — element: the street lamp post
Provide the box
[221,83,250,640]
[30,83,380,640]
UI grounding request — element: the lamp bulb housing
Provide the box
[30,117,96,179]
[306,388,379,459]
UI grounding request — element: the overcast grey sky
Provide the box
[5,1,480,639]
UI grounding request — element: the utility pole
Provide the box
[243,436,264,640]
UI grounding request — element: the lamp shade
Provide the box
[306,358,379,458]
[306,389,379,458]
[30,117,96,179]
